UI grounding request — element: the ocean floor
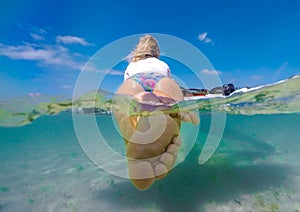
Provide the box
[0,113,300,212]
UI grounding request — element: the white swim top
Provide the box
[124,57,170,81]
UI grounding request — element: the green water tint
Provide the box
[0,186,10,192]
[0,75,299,127]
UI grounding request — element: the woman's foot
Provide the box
[114,110,182,190]
[113,91,199,190]
[126,132,183,190]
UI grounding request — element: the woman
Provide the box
[120,34,186,105]
[115,34,199,190]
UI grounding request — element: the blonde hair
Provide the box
[130,34,160,62]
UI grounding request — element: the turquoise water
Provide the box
[0,76,300,211]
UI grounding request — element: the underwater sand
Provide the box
[1,112,300,212]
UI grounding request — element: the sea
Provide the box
[0,75,299,211]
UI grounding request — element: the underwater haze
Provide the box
[1,76,300,211]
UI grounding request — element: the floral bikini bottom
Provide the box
[129,73,167,92]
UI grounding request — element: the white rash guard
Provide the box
[124,57,170,81]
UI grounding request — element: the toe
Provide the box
[188,112,200,125]
[154,163,168,179]
[127,159,155,191]
[181,112,191,122]
[130,178,155,191]
[167,144,179,154]
[127,159,155,179]
[160,152,174,168]
[172,136,182,146]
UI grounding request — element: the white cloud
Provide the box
[198,32,208,41]
[0,31,124,77]
[38,28,48,34]
[29,92,42,97]
[201,69,222,75]
[0,42,83,70]
[198,32,213,44]
[0,43,54,60]
[0,40,124,75]
[83,65,124,76]
[109,70,124,76]
[204,38,211,43]
[30,33,45,41]
[0,29,94,71]
[83,63,104,73]
[56,35,93,46]
[82,62,124,75]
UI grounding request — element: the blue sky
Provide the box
[1,0,300,98]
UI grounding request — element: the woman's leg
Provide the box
[153,77,184,101]
[115,79,182,190]
[153,77,200,125]
[116,79,144,96]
